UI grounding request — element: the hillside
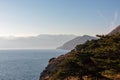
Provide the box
[108,25,120,35]
[40,33,120,80]
[57,35,97,50]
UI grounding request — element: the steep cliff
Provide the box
[40,33,120,80]
[40,52,72,80]
[40,26,120,80]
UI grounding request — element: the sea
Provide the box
[0,49,68,80]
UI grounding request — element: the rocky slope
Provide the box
[40,25,120,80]
[57,35,97,50]
[108,25,120,35]
[39,35,98,80]
[40,53,71,80]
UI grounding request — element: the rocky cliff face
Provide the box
[40,25,120,80]
[39,52,72,80]
[39,35,97,80]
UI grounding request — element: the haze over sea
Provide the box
[0,49,68,80]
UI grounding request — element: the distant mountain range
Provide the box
[1,25,119,49]
[0,35,76,49]
[57,35,97,50]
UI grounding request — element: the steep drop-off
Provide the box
[40,26,120,80]
[40,34,120,80]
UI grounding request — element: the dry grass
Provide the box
[103,74,120,80]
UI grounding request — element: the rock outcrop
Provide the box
[40,52,72,80]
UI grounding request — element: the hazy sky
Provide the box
[0,0,120,36]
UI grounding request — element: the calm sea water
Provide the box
[0,49,68,80]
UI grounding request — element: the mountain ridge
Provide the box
[0,34,76,49]
[57,35,97,50]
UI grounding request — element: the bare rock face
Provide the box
[108,25,120,35]
[40,52,71,80]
